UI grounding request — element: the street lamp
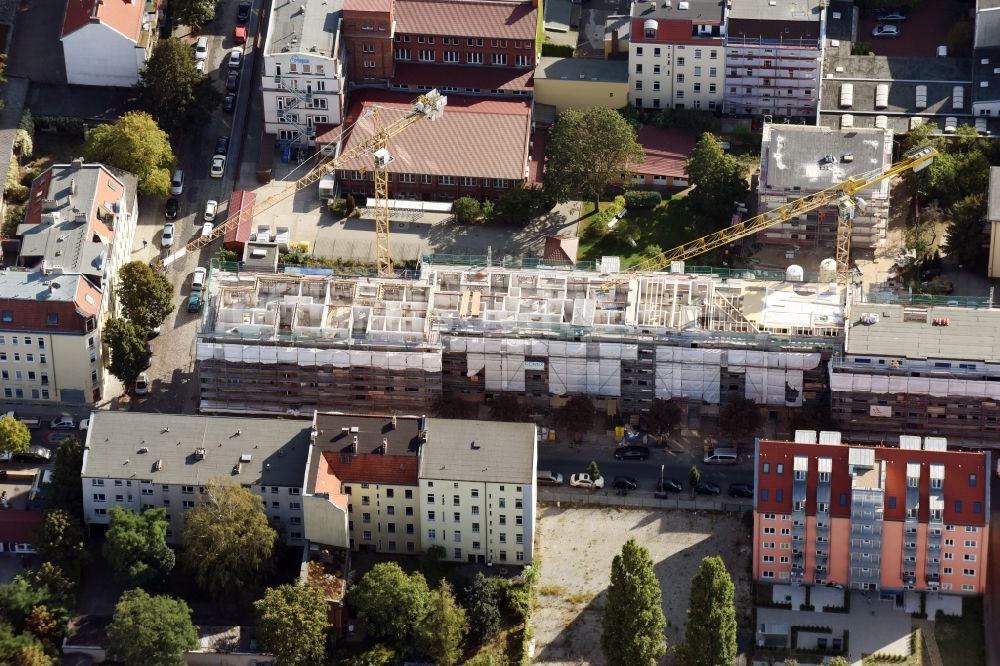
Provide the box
[660,464,664,491]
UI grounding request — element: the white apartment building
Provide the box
[81,412,311,545]
[628,0,726,112]
[261,0,347,148]
[723,0,824,117]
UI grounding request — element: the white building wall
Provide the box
[63,27,142,87]
[102,187,140,318]
[723,44,822,117]
[628,41,725,111]
[261,51,345,146]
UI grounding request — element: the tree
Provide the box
[679,556,737,666]
[0,623,48,666]
[544,107,644,208]
[451,197,481,224]
[688,465,701,489]
[25,563,75,610]
[138,38,222,133]
[116,261,176,333]
[463,573,501,644]
[107,589,198,666]
[586,460,602,483]
[415,580,467,666]
[906,201,942,263]
[34,511,87,580]
[643,398,681,436]
[432,392,476,419]
[12,643,52,666]
[169,0,215,29]
[82,112,175,196]
[254,583,328,666]
[719,396,764,441]
[103,507,175,587]
[342,644,397,666]
[45,438,83,517]
[945,193,987,269]
[601,538,665,665]
[0,415,30,457]
[553,395,596,443]
[491,185,553,225]
[25,604,63,654]
[180,481,277,602]
[685,132,749,220]
[103,318,151,390]
[487,394,525,422]
[346,562,429,644]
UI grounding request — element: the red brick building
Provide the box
[342,0,396,82]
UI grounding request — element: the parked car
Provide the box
[187,290,203,313]
[226,71,240,92]
[192,267,207,290]
[195,36,209,60]
[170,169,184,195]
[204,199,218,222]
[656,478,684,493]
[611,476,639,490]
[195,60,205,73]
[50,416,75,430]
[145,341,154,368]
[234,26,247,44]
[135,372,150,395]
[871,24,900,38]
[875,9,906,21]
[223,93,236,113]
[162,222,175,248]
[695,480,722,496]
[210,155,226,178]
[22,445,52,462]
[569,473,604,489]
[164,197,179,219]
[536,470,564,486]
[215,136,229,155]
[237,0,251,23]
[228,47,243,69]
[614,445,651,461]
[728,483,754,498]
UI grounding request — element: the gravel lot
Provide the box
[532,505,752,665]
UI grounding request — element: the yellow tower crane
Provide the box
[158,90,447,274]
[598,144,938,290]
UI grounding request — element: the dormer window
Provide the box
[644,19,657,39]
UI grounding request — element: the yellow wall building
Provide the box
[534,57,629,113]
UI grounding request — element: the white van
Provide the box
[704,447,738,465]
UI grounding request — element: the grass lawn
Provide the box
[577,194,722,268]
[935,596,986,666]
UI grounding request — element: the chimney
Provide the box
[70,179,77,195]
[352,435,358,453]
[71,157,84,169]
[382,437,388,455]
[391,415,397,429]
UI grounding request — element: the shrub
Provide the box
[541,42,574,58]
[3,203,25,237]
[452,196,481,223]
[852,41,873,55]
[624,190,661,209]
[329,198,347,215]
[345,192,357,214]
[36,115,86,136]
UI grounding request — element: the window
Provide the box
[399,173,416,184]
[461,176,476,187]
[955,500,963,513]
[453,531,461,542]
[499,533,507,543]
[516,54,531,67]
[453,512,460,522]
[498,498,506,508]
[405,489,413,499]
[427,510,436,521]
[406,524,414,534]
[694,83,701,93]
[362,512,371,523]
[635,64,642,74]
[93,493,106,502]
[499,515,507,525]
[760,489,769,501]
[974,501,982,514]
[775,490,783,502]
[387,506,395,515]
[472,505,480,515]
[969,473,977,487]
[440,176,454,186]
[710,67,717,77]
[694,66,701,76]
[444,51,459,63]
[839,493,848,506]
[421,174,433,185]
[395,48,410,60]
[472,522,480,532]
[763,527,776,535]
[182,486,194,494]
[515,499,523,509]
[362,44,374,53]
[491,53,507,65]
[361,495,370,506]
[677,57,685,66]
[2,311,11,323]
[964,568,976,576]
[454,548,462,559]
[694,49,702,59]
[363,60,375,68]
[676,73,685,83]
[653,81,660,91]
[427,528,436,539]
[427,493,436,504]
[636,47,643,56]
[183,500,195,509]
[406,507,414,516]
[419,50,434,62]
[635,81,643,91]
[965,540,977,547]
[290,502,301,510]
[363,530,372,540]
[468,52,483,64]
[762,463,770,474]
[516,533,523,544]
[965,554,976,561]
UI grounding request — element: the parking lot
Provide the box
[858,0,968,58]
[532,505,752,664]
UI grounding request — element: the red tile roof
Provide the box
[394,0,538,40]
[323,451,419,485]
[339,90,531,180]
[543,235,578,264]
[62,0,145,40]
[0,510,42,544]
[224,191,256,248]
[630,18,723,45]
[526,127,545,185]
[635,126,697,179]
[344,0,393,12]
[393,62,534,91]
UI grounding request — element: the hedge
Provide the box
[624,190,662,209]
[541,42,574,57]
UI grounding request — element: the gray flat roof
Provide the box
[989,167,1000,222]
[420,418,535,484]
[759,124,890,193]
[820,79,964,116]
[0,270,85,301]
[535,57,628,83]
[82,412,312,487]
[728,0,822,21]
[846,304,1000,363]
[973,47,1000,102]
[267,0,343,58]
[976,6,1000,49]
[824,43,972,81]
[630,0,724,21]
[825,1,853,41]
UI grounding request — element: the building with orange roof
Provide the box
[61,0,160,87]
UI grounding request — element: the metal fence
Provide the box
[864,291,992,308]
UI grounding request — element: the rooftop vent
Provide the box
[194,447,207,461]
[240,454,252,463]
[153,459,163,471]
[678,0,689,7]
[138,446,149,454]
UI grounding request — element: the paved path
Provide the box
[914,619,944,666]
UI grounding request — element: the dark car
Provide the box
[728,483,754,498]
[20,445,52,462]
[614,445,651,461]
[144,341,153,369]
[237,0,251,23]
[187,290,203,313]
[215,136,230,155]
[226,71,240,92]
[611,476,639,491]
[164,197,179,219]
[656,478,684,493]
[695,480,721,496]
[223,93,236,113]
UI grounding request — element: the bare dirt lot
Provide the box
[532,505,752,665]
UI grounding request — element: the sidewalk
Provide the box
[539,486,752,512]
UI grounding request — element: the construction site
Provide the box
[195,262,845,418]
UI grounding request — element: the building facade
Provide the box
[61,0,159,87]
[628,0,726,112]
[723,0,824,117]
[754,432,990,595]
[81,412,311,545]
[532,57,628,112]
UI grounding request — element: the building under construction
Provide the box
[196,263,846,417]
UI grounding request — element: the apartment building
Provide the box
[302,413,537,564]
[628,0,725,112]
[831,303,1000,442]
[81,412,311,545]
[261,0,346,148]
[3,161,139,405]
[61,0,159,87]
[757,123,893,253]
[723,0,824,117]
[754,432,990,595]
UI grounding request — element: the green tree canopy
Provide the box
[719,396,764,441]
[346,562,429,644]
[945,193,988,270]
[33,510,88,581]
[170,0,216,27]
[451,197,481,224]
[685,132,749,221]
[103,318,151,389]
[680,556,737,666]
[116,261,175,333]
[107,589,198,666]
[254,583,329,666]
[643,398,682,436]
[688,465,701,489]
[82,112,175,196]
[0,415,30,457]
[415,580,467,666]
[137,38,222,133]
[543,107,644,207]
[180,481,277,602]
[45,438,83,517]
[463,573,502,644]
[553,395,596,442]
[103,507,175,587]
[586,460,602,482]
[0,622,49,666]
[487,394,525,422]
[601,538,666,665]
